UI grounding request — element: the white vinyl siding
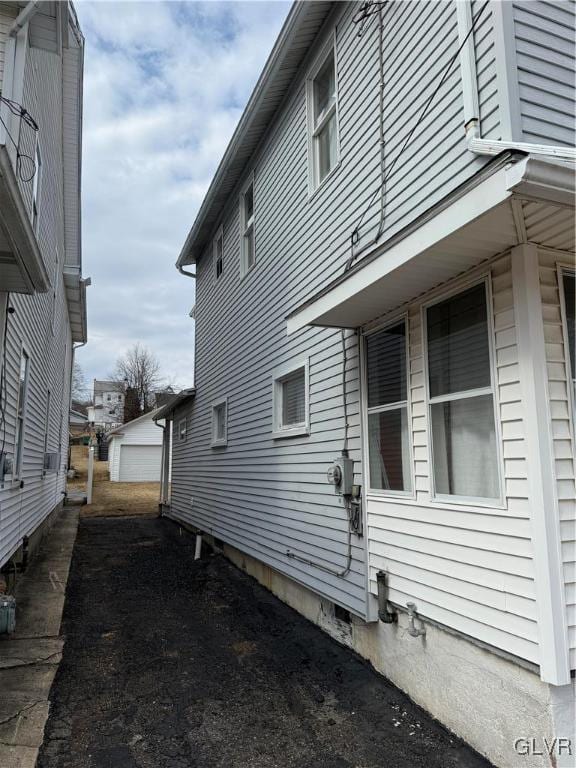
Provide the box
[366,254,540,665]
[539,250,576,670]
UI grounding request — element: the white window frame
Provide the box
[13,345,30,480]
[422,275,505,508]
[239,174,255,278]
[211,397,228,447]
[305,32,340,195]
[178,418,187,442]
[557,263,576,426]
[362,316,414,498]
[272,359,310,439]
[51,250,59,335]
[213,225,224,281]
[32,142,42,233]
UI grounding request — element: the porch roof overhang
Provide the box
[286,153,575,334]
[0,145,49,294]
[153,388,196,421]
[63,266,89,343]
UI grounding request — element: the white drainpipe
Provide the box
[457,1,576,162]
[9,1,41,37]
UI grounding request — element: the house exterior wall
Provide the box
[0,12,82,568]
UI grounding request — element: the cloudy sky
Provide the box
[74,0,290,393]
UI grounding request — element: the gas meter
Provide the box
[327,454,354,496]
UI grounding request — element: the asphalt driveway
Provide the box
[37,517,492,768]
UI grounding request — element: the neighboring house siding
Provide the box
[513,0,576,146]
[0,37,73,567]
[170,1,503,617]
[539,248,576,669]
[108,416,164,483]
[366,254,539,664]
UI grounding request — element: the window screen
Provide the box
[281,369,306,427]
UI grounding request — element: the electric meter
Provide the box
[327,454,354,496]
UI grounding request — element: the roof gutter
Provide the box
[178,264,196,279]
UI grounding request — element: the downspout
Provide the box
[457,1,576,162]
[153,416,170,510]
[9,1,41,37]
[177,264,196,279]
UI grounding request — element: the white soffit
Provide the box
[287,156,575,333]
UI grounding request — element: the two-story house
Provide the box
[87,379,125,430]
[0,3,86,577]
[162,2,575,765]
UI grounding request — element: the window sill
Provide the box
[272,426,310,440]
[307,160,341,203]
[365,488,415,501]
[1,479,22,490]
[365,491,507,513]
[240,262,256,282]
[211,440,227,448]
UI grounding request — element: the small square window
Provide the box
[272,360,309,438]
[214,226,224,280]
[240,177,255,276]
[178,419,187,442]
[211,399,228,447]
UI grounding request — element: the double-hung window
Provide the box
[240,178,255,276]
[14,350,30,478]
[426,281,500,502]
[307,39,338,190]
[211,398,228,447]
[178,418,187,442]
[366,321,412,493]
[272,360,310,438]
[214,226,224,280]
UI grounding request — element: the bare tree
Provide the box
[112,343,162,414]
[72,361,87,402]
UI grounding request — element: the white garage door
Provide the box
[119,445,162,482]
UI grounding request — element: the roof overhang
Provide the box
[63,266,89,343]
[176,0,334,267]
[287,154,575,333]
[153,388,196,421]
[0,144,49,293]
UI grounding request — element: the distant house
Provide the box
[107,409,166,483]
[164,3,575,767]
[69,408,88,436]
[0,3,86,568]
[87,379,125,430]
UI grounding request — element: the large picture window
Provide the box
[426,282,500,501]
[366,321,412,493]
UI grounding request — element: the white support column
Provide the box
[511,243,570,685]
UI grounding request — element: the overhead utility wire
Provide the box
[0,95,39,183]
[345,0,489,272]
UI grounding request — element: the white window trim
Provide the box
[211,397,228,447]
[362,315,415,499]
[239,174,255,278]
[557,263,576,429]
[422,274,505,508]
[271,358,310,439]
[12,344,31,481]
[178,418,187,442]
[51,250,59,335]
[305,31,340,196]
[213,224,224,282]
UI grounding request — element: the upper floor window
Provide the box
[32,143,42,233]
[211,398,228,447]
[272,360,310,438]
[214,226,224,280]
[178,418,187,442]
[240,178,255,276]
[307,38,339,191]
[426,281,500,503]
[561,268,575,406]
[14,349,30,478]
[366,320,412,493]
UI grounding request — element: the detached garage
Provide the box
[108,410,166,483]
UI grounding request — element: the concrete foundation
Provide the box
[223,542,575,768]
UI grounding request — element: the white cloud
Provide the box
[74,0,290,391]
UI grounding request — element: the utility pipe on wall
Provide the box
[457,0,576,162]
